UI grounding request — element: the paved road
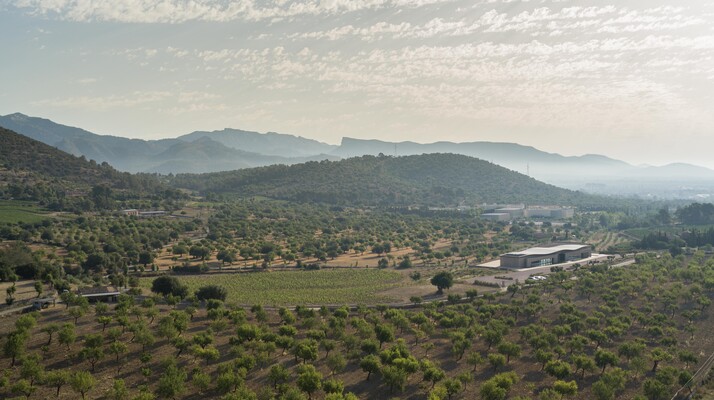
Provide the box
[611,259,636,268]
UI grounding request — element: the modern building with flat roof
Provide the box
[481,213,512,222]
[500,243,592,268]
[525,206,575,219]
[495,207,525,218]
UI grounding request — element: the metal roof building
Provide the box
[500,243,592,268]
[77,286,121,302]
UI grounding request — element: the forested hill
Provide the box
[0,127,167,209]
[171,153,606,207]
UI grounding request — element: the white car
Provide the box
[529,275,547,281]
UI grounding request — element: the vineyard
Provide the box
[140,269,408,306]
[588,231,629,252]
[0,201,50,224]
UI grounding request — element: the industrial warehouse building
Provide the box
[500,243,592,268]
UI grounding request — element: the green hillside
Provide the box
[0,127,169,211]
[171,153,605,207]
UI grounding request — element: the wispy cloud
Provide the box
[5,0,714,165]
[292,18,476,42]
[128,33,709,122]
[10,0,456,23]
[290,5,707,42]
[30,90,225,113]
[31,91,172,110]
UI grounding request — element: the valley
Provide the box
[0,125,713,400]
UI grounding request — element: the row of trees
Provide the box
[0,199,511,287]
[2,252,711,399]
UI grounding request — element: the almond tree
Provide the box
[3,330,27,366]
[45,370,70,397]
[70,371,96,400]
[41,323,60,346]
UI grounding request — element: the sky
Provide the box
[1,0,714,167]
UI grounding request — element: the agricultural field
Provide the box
[0,200,50,224]
[141,269,409,306]
[1,254,713,400]
[585,231,630,252]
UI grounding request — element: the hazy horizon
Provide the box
[2,110,712,171]
[2,0,714,168]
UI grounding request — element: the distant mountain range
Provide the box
[2,112,714,199]
[180,128,336,158]
[0,123,603,209]
[0,113,337,174]
[334,137,714,180]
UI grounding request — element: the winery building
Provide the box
[500,243,592,268]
